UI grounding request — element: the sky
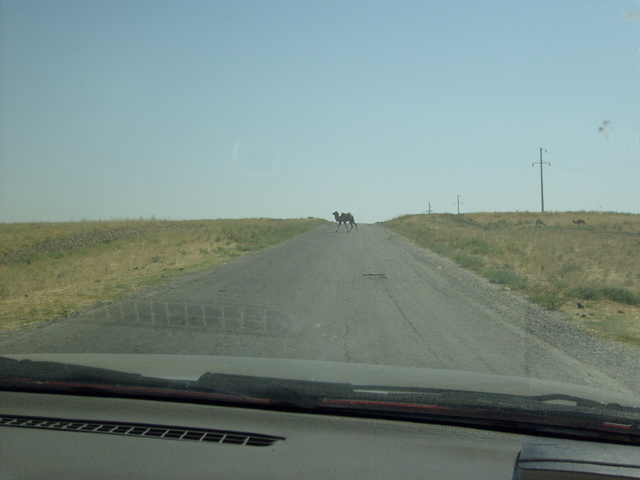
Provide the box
[1,0,639,224]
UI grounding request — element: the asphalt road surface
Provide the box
[3,224,640,394]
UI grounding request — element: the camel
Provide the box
[332,211,358,232]
[573,219,586,226]
[535,219,546,226]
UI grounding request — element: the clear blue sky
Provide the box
[1,1,639,223]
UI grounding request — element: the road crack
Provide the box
[388,294,422,336]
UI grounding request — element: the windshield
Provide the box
[1,0,639,434]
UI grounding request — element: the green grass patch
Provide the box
[567,286,600,300]
[381,212,640,340]
[600,286,640,306]
[568,286,640,306]
[483,268,528,289]
[527,288,565,311]
[1,217,329,330]
[452,254,485,271]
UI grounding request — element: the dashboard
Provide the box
[3,391,640,479]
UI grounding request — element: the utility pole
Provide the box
[427,202,433,214]
[454,195,463,214]
[533,148,550,212]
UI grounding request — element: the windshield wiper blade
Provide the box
[320,385,640,444]
[0,357,350,406]
[194,372,352,408]
[0,357,267,405]
[529,393,607,408]
[3,356,637,414]
[1,356,143,386]
[4,357,640,444]
[346,384,639,411]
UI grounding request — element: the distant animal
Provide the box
[535,219,546,226]
[572,219,586,226]
[332,211,358,232]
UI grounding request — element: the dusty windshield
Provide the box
[1,1,639,403]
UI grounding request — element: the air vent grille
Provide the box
[0,415,283,447]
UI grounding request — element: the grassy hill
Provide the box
[3,212,639,348]
[382,211,640,348]
[0,217,328,331]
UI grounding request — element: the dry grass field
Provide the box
[0,217,328,331]
[382,212,640,348]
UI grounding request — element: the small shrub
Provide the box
[453,254,485,270]
[567,286,600,300]
[484,268,528,289]
[529,289,565,311]
[600,286,640,306]
[568,286,640,306]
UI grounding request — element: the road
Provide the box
[3,224,640,394]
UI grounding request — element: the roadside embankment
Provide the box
[0,217,328,331]
[382,211,640,348]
